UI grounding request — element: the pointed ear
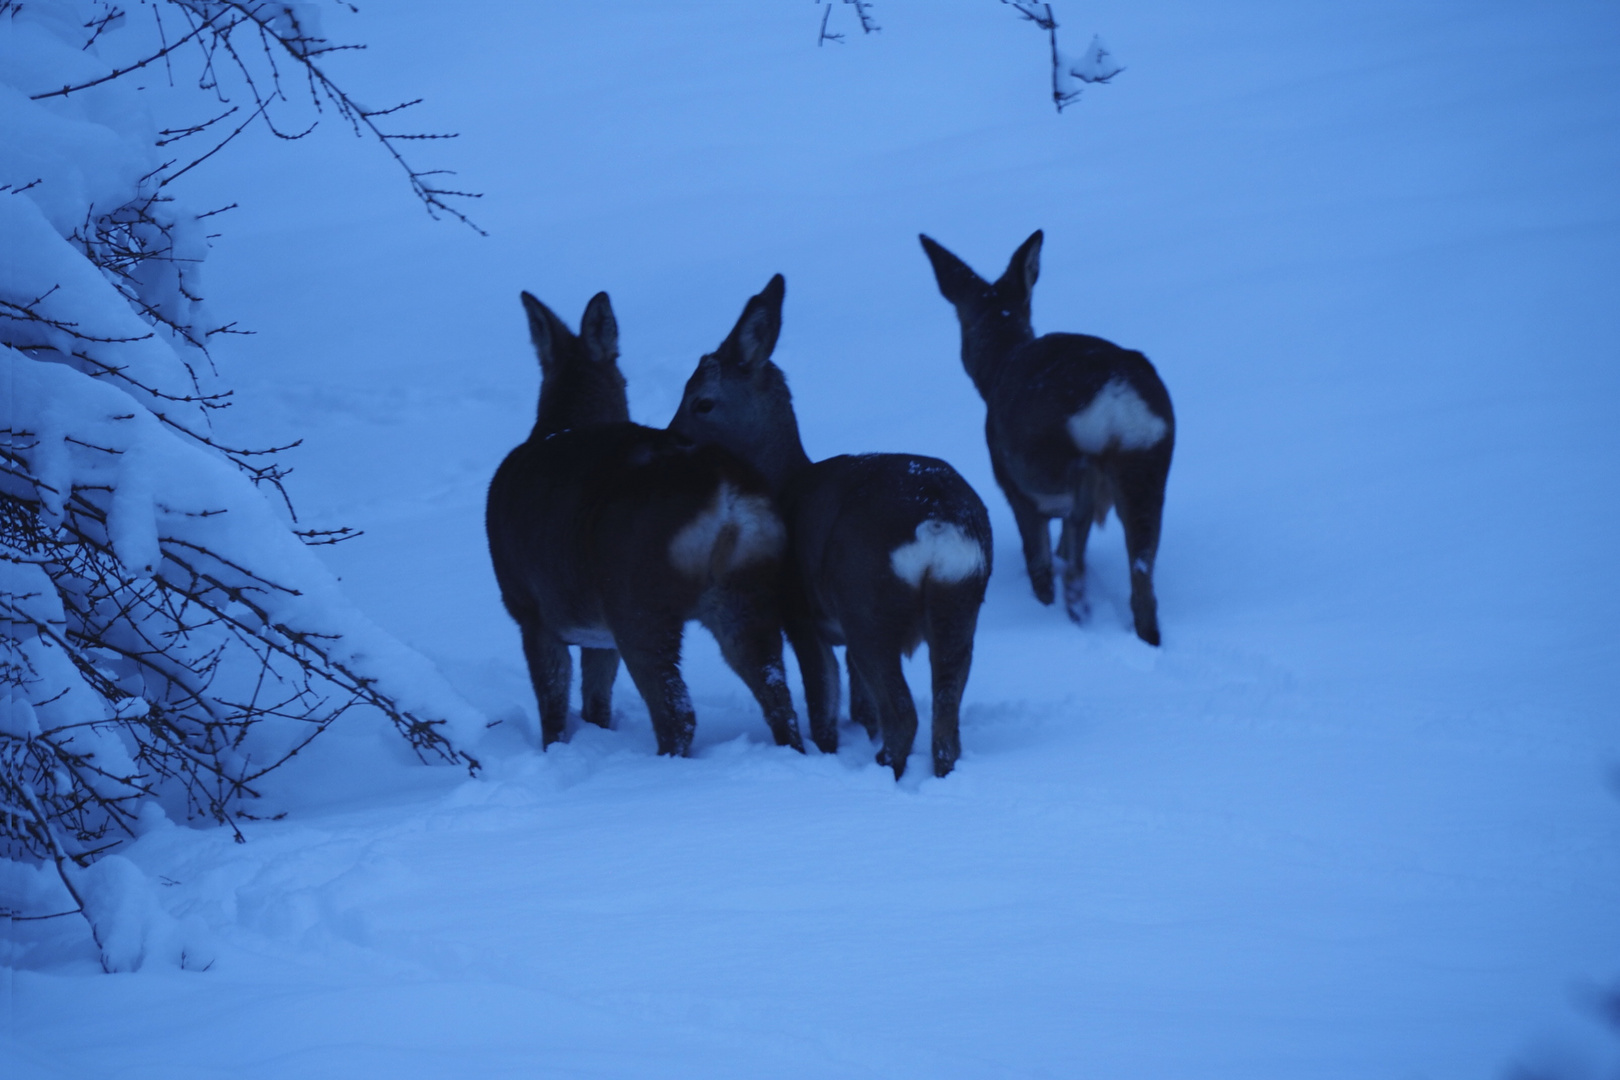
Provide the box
[521,291,574,374]
[995,229,1043,301]
[720,274,784,374]
[579,291,619,365]
[919,234,986,307]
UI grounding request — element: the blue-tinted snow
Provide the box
[6,2,1619,1077]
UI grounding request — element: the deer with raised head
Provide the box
[669,275,991,779]
[920,231,1174,646]
[486,290,804,756]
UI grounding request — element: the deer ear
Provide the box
[521,291,574,374]
[996,229,1043,301]
[580,291,619,364]
[721,274,784,375]
[920,234,986,307]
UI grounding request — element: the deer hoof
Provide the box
[1132,596,1161,646]
[1063,582,1089,625]
[1030,569,1056,606]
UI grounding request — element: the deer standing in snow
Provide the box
[486,290,803,756]
[669,276,991,778]
[921,231,1174,645]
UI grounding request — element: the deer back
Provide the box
[786,454,991,638]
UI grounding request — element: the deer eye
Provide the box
[692,398,715,415]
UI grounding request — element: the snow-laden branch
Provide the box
[999,1,1123,111]
[26,1,484,233]
[1,1,485,971]
[2,347,484,966]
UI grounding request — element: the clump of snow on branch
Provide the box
[999,1,1124,111]
[1056,34,1123,101]
[1,1,483,971]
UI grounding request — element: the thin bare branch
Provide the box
[30,8,231,100]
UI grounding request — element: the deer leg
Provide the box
[1113,457,1169,647]
[1056,507,1094,624]
[517,617,571,748]
[847,659,880,742]
[847,642,918,781]
[925,587,982,778]
[613,623,697,756]
[703,593,805,753]
[992,456,1054,605]
[787,615,839,754]
[579,648,618,729]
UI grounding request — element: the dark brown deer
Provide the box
[485,290,804,756]
[670,276,991,779]
[921,231,1174,645]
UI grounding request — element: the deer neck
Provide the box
[961,310,1034,399]
[534,370,629,438]
[755,418,814,498]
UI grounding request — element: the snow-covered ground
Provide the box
[7,2,1620,1076]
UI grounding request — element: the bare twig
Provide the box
[31,1,482,232]
[30,7,230,100]
[817,0,879,46]
[999,1,1123,111]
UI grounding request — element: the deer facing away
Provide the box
[920,230,1174,646]
[669,275,992,779]
[485,290,804,756]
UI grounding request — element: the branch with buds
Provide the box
[817,0,880,46]
[31,1,483,232]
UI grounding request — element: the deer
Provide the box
[920,230,1174,646]
[669,275,992,779]
[485,289,804,757]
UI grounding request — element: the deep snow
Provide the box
[5,2,1620,1077]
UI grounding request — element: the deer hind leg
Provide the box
[993,457,1055,605]
[1056,516,1091,622]
[613,621,697,756]
[1058,468,1111,624]
[1112,454,1169,646]
[847,641,918,780]
[847,658,880,742]
[925,584,983,778]
[1056,510,1094,626]
[702,588,805,753]
[516,616,571,748]
[787,615,840,754]
[579,648,619,729]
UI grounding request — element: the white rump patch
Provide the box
[889,520,987,588]
[668,482,786,578]
[1065,379,1168,453]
